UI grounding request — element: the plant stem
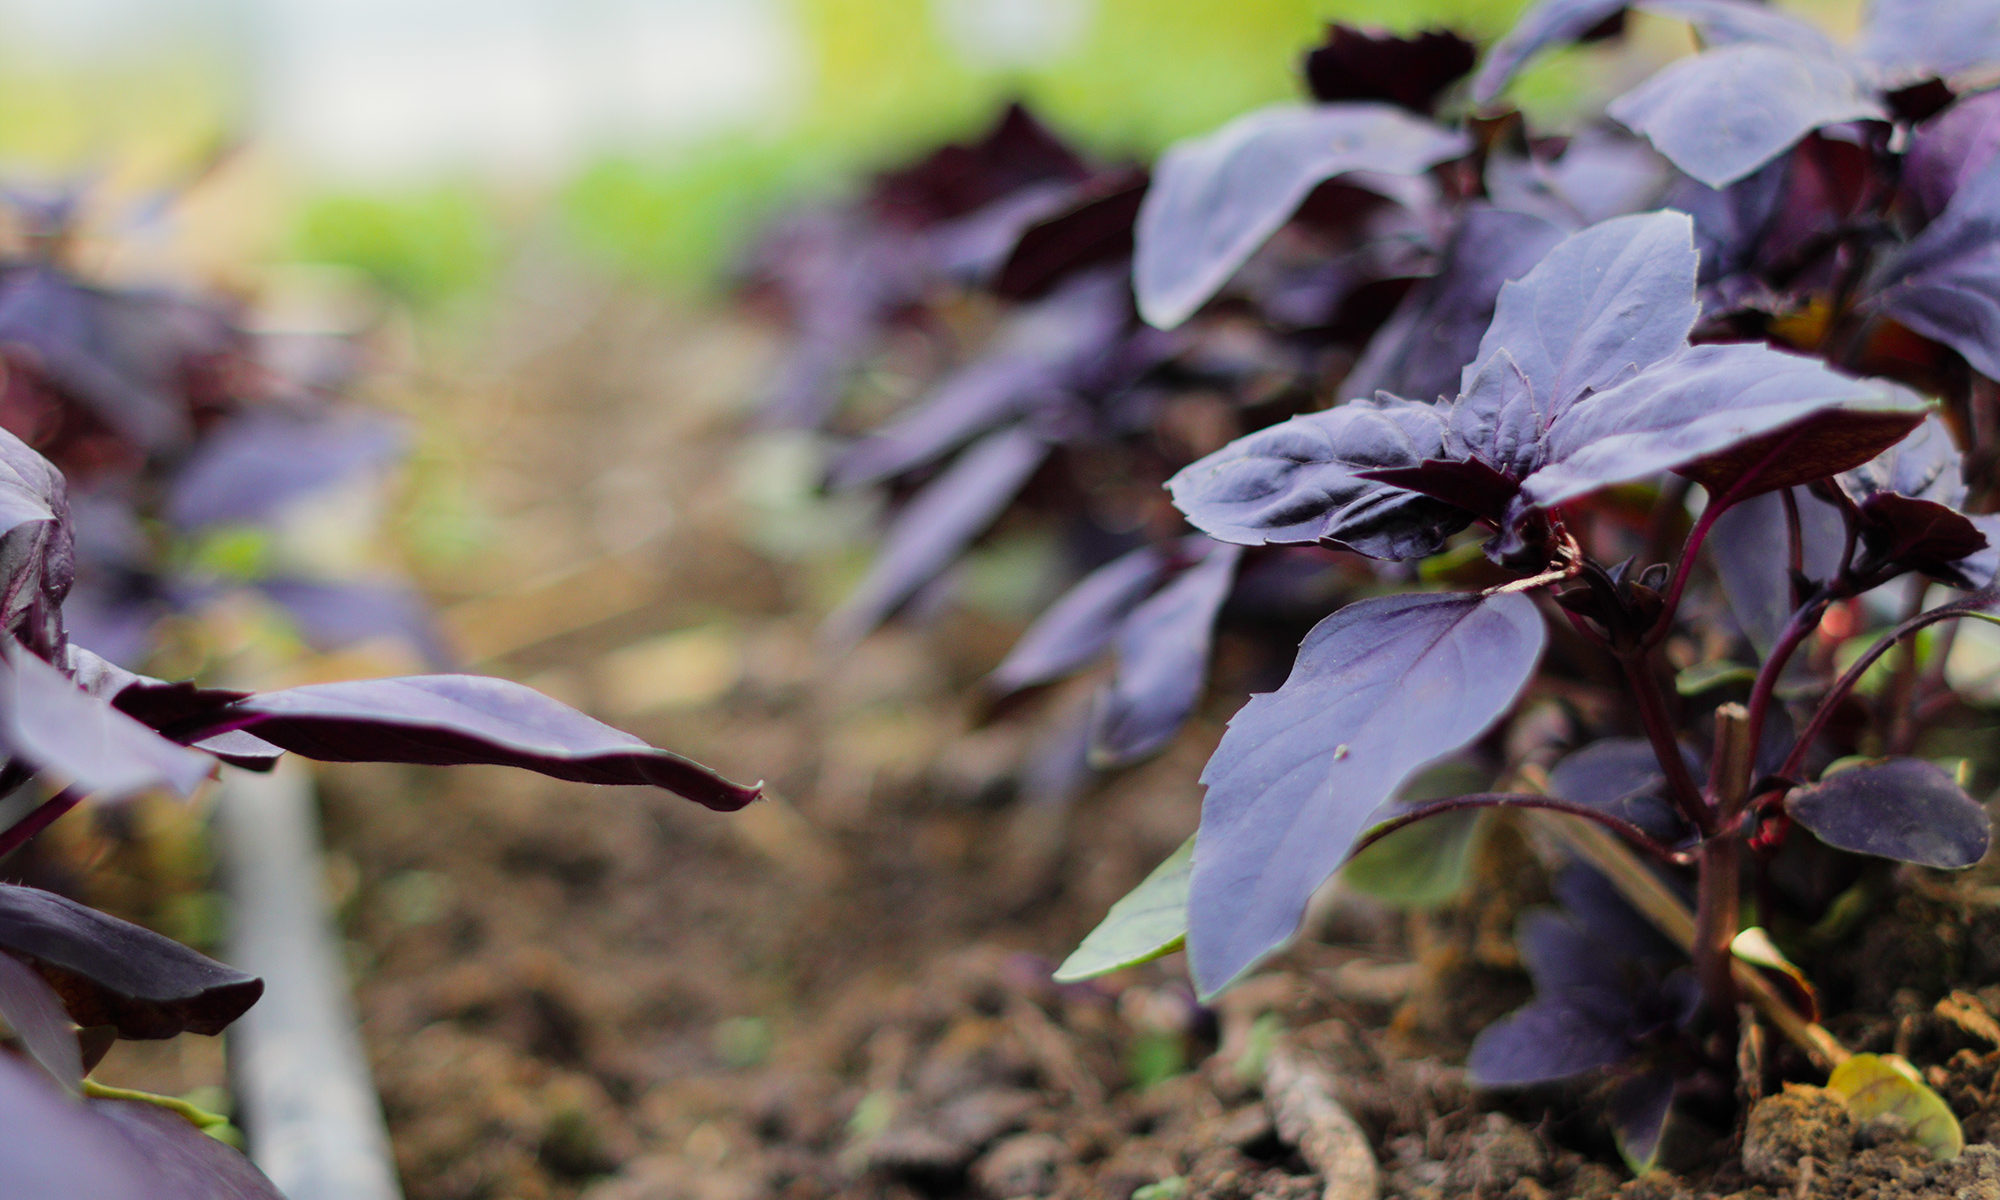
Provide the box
[0,788,81,859]
[1780,586,2000,780]
[1542,813,1848,1070]
[1619,650,1714,836]
[1738,589,1831,815]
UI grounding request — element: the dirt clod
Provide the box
[1740,1084,1853,1186]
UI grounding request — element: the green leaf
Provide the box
[1827,1053,1964,1160]
[1341,810,1483,909]
[1675,661,1757,696]
[1054,838,1192,982]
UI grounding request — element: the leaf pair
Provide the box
[1170,211,1925,572]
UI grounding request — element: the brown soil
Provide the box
[280,290,2000,1200]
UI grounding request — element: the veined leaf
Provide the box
[1166,396,1469,560]
[1828,1053,1964,1160]
[1187,591,1544,997]
[1607,45,1884,189]
[1517,344,1927,514]
[1786,757,1991,869]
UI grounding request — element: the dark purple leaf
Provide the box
[870,103,1089,227]
[1956,513,2000,587]
[987,543,1171,697]
[0,640,213,800]
[0,950,82,1091]
[1547,738,1693,842]
[1467,994,1636,1084]
[91,1100,285,1199]
[0,883,261,1038]
[1450,211,1700,473]
[828,271,1125,489]
[1611,1070,1678,1169]
[1187,591,1544,995]
[1518,906,1633,996]
[824,425,1049,644]
[1302,26,1477,112]
[1358,457,1520,524]
[1090,542,1242,764]
[0,270,193,453]
[1904,89,2000,223]
[165,411,405,530]
[1133,103,1470,329]
[1848,413,1967,507]
[211,675,761,811]
[1872,157,2000,379]
[1607,45,1885,188]
[0,1054,154,1199]
[1855,493,1990,579]
[1517,344,1928,514]
[1786,757,1991,868]
[1856,0,2000,88]
[994,169,1146,300]
[1166,396,1470,559]
[1343,204,1566,404]
[1707,488,1847,652]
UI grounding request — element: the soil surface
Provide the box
[273,291,2000,1200]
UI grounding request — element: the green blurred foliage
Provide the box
[290,185,501,307]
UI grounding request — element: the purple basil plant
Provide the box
[759,0,2000,1164]
[0,423,757,1197]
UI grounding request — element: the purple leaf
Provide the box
[1344,204,1566,405]
[1473,0,1632,104]
[1956,513,2000,587]
[1611,1070,1678,1170]
[1786,758,1991,868]
[994,169,1146,300]
[1133,103,1470,329]
[824,425,1049,644]
[1166,396,1470,559]
[987,542,1171,697]
[254,577,453,667]
[1475,0,1842,104]
[1517,907,1634,996]
[0,950,83,1092]
[1302,26,1477,113]
[1467,994,1636,1084]
[210,675,761,811]
[1090,542,1242,765]
[1547,737,1693,842]
[1187,591,1544,996]
[1904,90,2000,223]
[0,883,261,1038]
[1607,45,1885,188]
[1358,457,1520,524]
[1707,488,1847,653]
[91,1100,285,1199]
[0,640,214,800]
[1872,157,2000,379]
[1856,0,2000,88]
[0,427,72,660]
[0,270,193,453]
[1451,211,1700,473]
[165,411,405,530]
[1843,416,1990,580]
[0,1054,154,1199]
[1517,343,1928,514]
[828,271,1126,489]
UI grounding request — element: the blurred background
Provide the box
[0,0,1581,299]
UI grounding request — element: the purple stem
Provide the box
[1348,793,1686,865]
[0,788,83,860]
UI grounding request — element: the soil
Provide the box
[153,287,2000,1198]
